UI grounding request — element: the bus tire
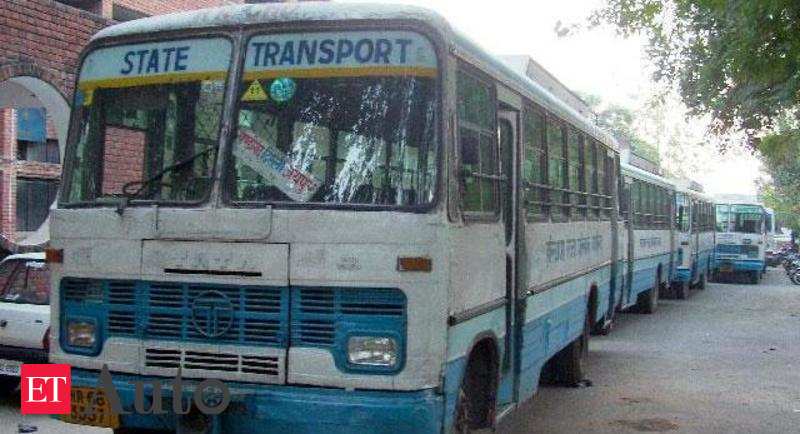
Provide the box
[637,273,659,314]
[553,308,589,385]
[675,281,689,299]
[452,343,497,433]
[696,273,707,290]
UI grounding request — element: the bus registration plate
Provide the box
[61,387,120,429]
[0,359,20,376]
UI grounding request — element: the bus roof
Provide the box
[668,177,713,202]
[620,162,674,189]
[91,2,619,153]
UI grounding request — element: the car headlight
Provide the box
[347,336,398,368]
[67,319,97,348]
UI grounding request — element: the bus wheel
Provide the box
[675,281,689,299]
[637,274,659,314]
[696,273,707,290]
[553,309,589,385]
[453,345,496,433]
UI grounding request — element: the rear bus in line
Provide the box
[50,3,625,433]
[618,163,673,312]
[714,202,767,284]
[671,182,715,297]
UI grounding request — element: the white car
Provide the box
[0,252,50,392]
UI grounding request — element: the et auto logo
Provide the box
[20,364,71,414]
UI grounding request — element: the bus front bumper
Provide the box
[674,267,691,283]
[68,368,443,434]
[715,258,764,273]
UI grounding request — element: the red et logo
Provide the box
[21,364,71,414]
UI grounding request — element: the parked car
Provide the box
[0,252,50,392]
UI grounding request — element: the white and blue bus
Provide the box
[618,163,674,313]
[671,181,715,297]
[49,3,625,433]
[715,201,767,283]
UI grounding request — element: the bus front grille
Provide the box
[60,278,290,347]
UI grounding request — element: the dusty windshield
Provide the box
[731,205,763,234]
[227,31,438,207]
[0,260,50,305]
[63,38,231,205]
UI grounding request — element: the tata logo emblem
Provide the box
[191,291,234,338]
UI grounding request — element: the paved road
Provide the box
[500,268,800,434]
[1,269,798,433]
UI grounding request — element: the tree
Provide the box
[586,0,800,225]
[587,0,800,141]
[581,95,660,164]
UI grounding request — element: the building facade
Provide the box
[0,0,245,253]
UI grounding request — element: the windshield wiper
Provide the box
[121,146,215,199]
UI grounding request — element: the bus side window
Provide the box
[601,154,613,219]
[589,140,599,219]
[567,127,584,218]
[593,141,603,218]
[546,116,567,219]
[522,105,547,219]
[457,68,497,215]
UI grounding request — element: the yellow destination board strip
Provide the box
[78,71,227,91]
[243,66,437,81]
[77,66,436,92]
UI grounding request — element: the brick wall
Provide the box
[115,0,242,17]
[0,0,114,99]
[102,126,146,195]
[0,109,16,241]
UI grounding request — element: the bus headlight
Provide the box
[67,319,97,348]
[347,336,398,368]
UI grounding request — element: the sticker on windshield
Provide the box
[242,80,268,102]
[234,129,321,202]
[244,31,437,80]
[269,77,296,103]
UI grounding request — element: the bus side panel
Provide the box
[517,267,609,401]
[625,229,671,307]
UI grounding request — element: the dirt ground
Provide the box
[500,268,800,434]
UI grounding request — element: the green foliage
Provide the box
[590,0,800,138]
[584,96,660,164]
[759,126,800,231]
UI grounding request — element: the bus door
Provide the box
[497,111,519,408]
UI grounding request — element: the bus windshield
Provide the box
[227,31,438,207]
[63,38,232,205]
[731,205,763,234]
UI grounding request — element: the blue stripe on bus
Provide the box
[716,259,765,272]
[70,368,443,434]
